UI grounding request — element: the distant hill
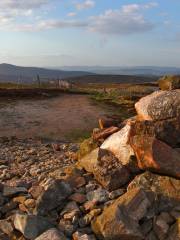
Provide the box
[0,63,93,83]
[60,66,180,76]
[65,74,157,84]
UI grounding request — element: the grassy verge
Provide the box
[64,129,91,142]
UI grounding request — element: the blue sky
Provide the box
[0,0,180,67]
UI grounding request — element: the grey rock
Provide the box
[35,228,67,240]
[14,213,54,239]
[35,179,72,215]
[135,90,180,121]
[87,188,109,203]
[3,185,27,197]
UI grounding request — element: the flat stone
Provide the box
[14,213,54,239]
[69,193,87,204]
[35,228,67,240]
[87,188,109,203]
[35,179,72,215]
[3,185,27,197]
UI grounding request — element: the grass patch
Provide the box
[64,129,91,142]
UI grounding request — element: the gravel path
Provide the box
[0,137,79,185]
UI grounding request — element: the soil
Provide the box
[0,94,120,142]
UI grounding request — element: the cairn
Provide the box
[0,76,179,240]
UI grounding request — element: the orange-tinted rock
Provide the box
[68,176,86,189]
[128,172,180,204]
[92,188,153,240]
[29,185,44,199]
[79,148,131,191]
[135,90,180,121]
[69,193,87,204]
[131,119,180,148]
[92,126,119,141]
[98,117,120,129]
[130,135,180,178]
[158,75,180,91]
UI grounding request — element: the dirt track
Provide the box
[0,94,118,142]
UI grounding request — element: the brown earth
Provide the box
[0,94,120,142]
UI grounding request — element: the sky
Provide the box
[0,0,180,67]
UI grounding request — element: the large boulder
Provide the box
[92,187,153,240]
[128,172,180,208]
[93,150,131,191]
[131,119,180,148]
[130,135,180,178]
[100,123,139,173]
[158,75,180,91]
[14,213,54,239]
[135,90,180,121]
[100,124,134,165]
[79,148,131,191]
[35,179,72,215]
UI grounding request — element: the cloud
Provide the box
[0,0,50,10]
[38,19,88,29]
[89,3,157,35]
[67,12,77,17]
[0,0,51,26]
[75,0,95,10]
[0,1,157,36]
[13,19,88,31]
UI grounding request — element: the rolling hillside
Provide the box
[0,63,93,83]
[65,74,157,84]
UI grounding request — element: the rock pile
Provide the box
[0,76,180,240]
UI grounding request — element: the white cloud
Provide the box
[67,12,77,17]
[0,0,51,26]
[0,1,157,36]
[38,19,88,29]
[75,0,95,10]
[89,3,157,35]
[13,19,88,31]
[0,0,50,10]
[143,2,159,9]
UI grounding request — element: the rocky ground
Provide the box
[0,76,180,240]
[0,137,78,185]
